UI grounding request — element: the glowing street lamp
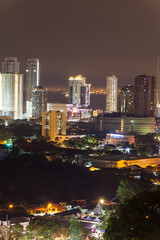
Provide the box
[99,199,104,204]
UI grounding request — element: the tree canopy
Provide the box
[104,189,160,240]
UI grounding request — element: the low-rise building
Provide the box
[106,133,135,145]
[79,155,160,169]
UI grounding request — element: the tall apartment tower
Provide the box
[32,86,48,119]
[42,110,66,141]
[68,75,91,107]
[2,57,20,74]
[120,85,134,115]
[0,57,23,119]
[134,75,156,117]
[157,57,160,116]
[106,75,118,112]
[25,59,40,101]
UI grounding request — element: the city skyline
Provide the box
[0,0,160,88]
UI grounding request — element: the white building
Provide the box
[68,75,91,107]
[0,73,23,120]
[106,75,118,112]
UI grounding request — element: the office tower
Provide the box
[42,110,66,141]
[25,59,40,101]
[2,57,20,74]
[32,86,48,119]
[134,75,156,117]
[120,85,134,115]
[106,75,118,112]
[68,75,91,107]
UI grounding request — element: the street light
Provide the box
[99,199,104,204]
[9,204,13,209]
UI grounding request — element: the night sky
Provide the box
[0,0,160,88]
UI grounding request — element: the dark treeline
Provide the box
[0,152,129,204]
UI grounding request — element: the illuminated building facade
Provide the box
[68,75,91,107]
[120,85,134,114]
[32,86,48,119]
[96,113,155,135]
[42,110,66,141]
[106,75,118,112]
[47,103,92,121]
[79,156,160,169]
[0,57,23,120]
[134,75,156,117]
[106,133,135,145]
[25,59,40,101]
[0,73,23,119]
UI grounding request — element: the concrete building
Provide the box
[134,75,156,117]
[120,85,134,115]
[25,59,40,101]
[32,86,48,119]
[106,75,118,112]
[42,110,66,141]
[68,75,91,107]
[96,113,155,135]
[0,57,23,119]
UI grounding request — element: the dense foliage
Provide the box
[104,189,160,240]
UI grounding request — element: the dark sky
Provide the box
[0,0,160,88]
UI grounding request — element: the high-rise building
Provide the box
[0,74,23,119]
[0,57,23,119]
[151,76,157,117]
[68,75,91,107]
[134,75,156,117]
[157,57,160,105]
[42,110,66,141]
[106,75,118,112]
[32,86,48,119]
[120,85,134,115]
[2,57,20,74]
[25,59,40,101]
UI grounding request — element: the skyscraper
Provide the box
[25,59,40,101]
[134,75,156,117]
[32,86,48,119]
[2,57,20,74]
[42,110,66,141]
[120,85,134,115]
[0,57,23,119]
[68,75,91,107]
[106,75,118,112]
[157,57,160,116]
